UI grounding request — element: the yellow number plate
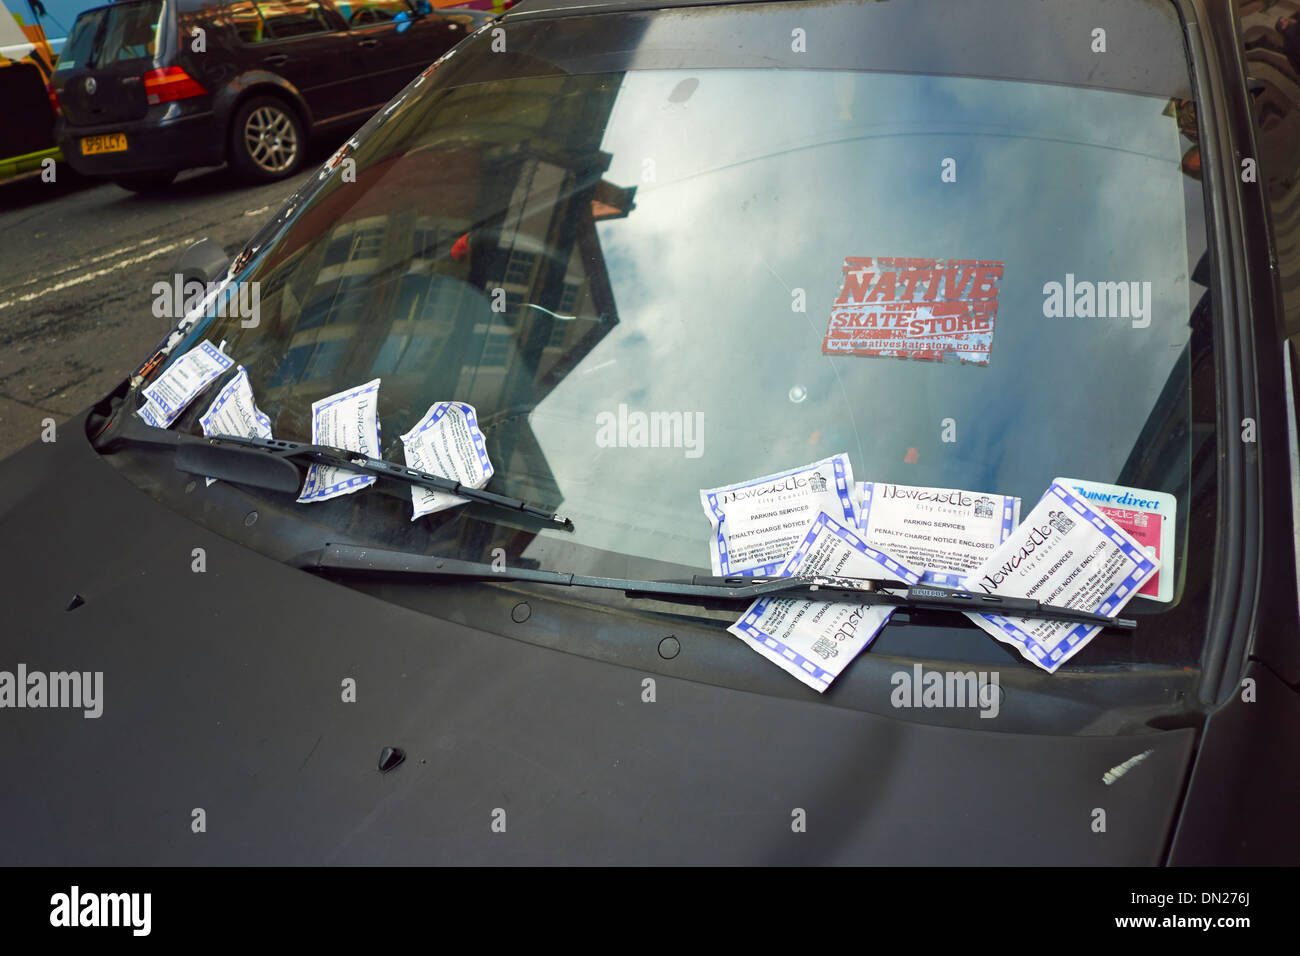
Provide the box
[81,133,128,155]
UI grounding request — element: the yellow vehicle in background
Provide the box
[0,0,60,182]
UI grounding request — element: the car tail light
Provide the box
[46,82,60,116]
[142,67,207,105]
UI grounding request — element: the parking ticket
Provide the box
[400,401,494,519]
[298,378,382,504]
[964,481,1159,673]
[137,339,233,429]
[858,482,1020,586]
[198,366,273,485]
[728,511,920,692]
[700,454,860,576]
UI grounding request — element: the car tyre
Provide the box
[229,95,305,183]
[112,170,177,193]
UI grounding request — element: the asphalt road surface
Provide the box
[0,157,330,462]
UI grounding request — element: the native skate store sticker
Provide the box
[1054,477,1176,603]
[964,481,1159,673]
[137,339,234,428]
[858,482,1020,586]
[700,454,860,576]
[728,511,921,692]
[298,378,382,504]
[399,401,494,519]
[823,257,1003,363]
[198,366,273,485]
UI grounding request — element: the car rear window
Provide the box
[55,0,164,71]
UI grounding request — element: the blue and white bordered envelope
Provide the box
[399,401,494,519]
[963,481,1159,672]
[138,339,233,429]
[198,365,273,485]
[699,454,860,576]
[298,378,382,504]
[728,511,921,692]
[857,482,1020,586]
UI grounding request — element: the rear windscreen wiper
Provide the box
[99,418,572,529]
[295,543,1137,630]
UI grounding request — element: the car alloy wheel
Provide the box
[243,103,300,175]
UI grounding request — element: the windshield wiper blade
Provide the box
[101,418,572,529]
[789,578,1139,630]
[297,544,1136,630]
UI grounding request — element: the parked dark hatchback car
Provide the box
[2,0,1300,866]
[48,0,488,189]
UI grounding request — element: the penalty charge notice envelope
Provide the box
[198,366,273,485]
[138,339,234,428]
[858,482,1020,586]
[298,378,382,503]
[400,401,494,519]
[728,511,921,692]
[700,454,859,576]
[964,481,1159,672]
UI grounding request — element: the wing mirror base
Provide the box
[173,238,229,288]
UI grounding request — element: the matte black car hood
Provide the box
[0,414,1195,864]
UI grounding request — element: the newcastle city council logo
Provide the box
[1048,510,1075,535]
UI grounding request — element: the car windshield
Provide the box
[123,0,1215,668]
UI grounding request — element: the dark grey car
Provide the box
[49,0,487,190]
[3,0,1299,867]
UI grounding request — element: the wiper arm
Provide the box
[100,418,572,529]
[296,544,1136,630]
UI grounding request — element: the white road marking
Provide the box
[244,205,271,216]
[0,235,167,293]
[0,241,183,313]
